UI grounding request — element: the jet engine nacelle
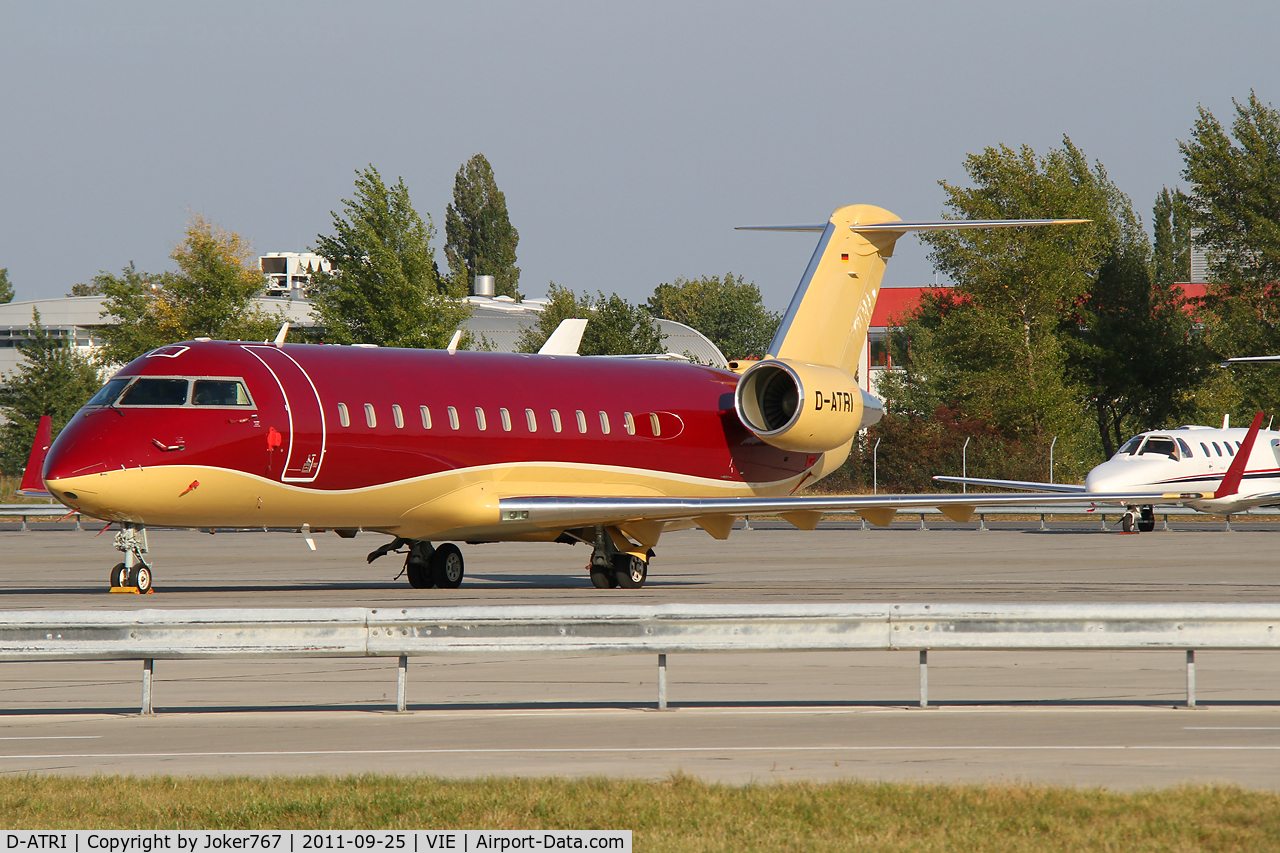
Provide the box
[734,358,880,453]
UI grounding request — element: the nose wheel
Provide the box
[110,524,154,593]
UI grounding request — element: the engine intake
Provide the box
[734,359,873,453]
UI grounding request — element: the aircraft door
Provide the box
[244,346,327,483]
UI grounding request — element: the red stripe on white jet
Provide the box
[1215,411,1265,498]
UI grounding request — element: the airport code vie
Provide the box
[4,834,630,853]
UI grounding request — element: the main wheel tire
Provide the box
[406,556,434,589]
[590,564,618,589]
[1138,505,1156,533]
[133,564,152,593]
[1121,512,1136,533]
[110,563,126,587]
[431,543,465,589]
[614,554,648,589]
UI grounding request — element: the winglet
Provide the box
[538,318,588,356]
[1215,411,1264,498]
[16,415,53,497]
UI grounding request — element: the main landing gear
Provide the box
[1120,504,1156,533]
[110,523,153,593]
[587,525,650,590]
[368,538,465,589]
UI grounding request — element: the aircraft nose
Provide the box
[1085,462,1129,494]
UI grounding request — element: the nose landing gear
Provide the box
[1120,505,1157,534]
[110,524,153,593]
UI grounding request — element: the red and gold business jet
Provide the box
[39,206,1178,592]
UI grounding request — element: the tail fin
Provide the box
[17,415,53,498]
[740,207,1088,375]
[1215,410,1264,498]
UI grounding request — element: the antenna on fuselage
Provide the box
[273,322,290,347]
[447,329,462,355]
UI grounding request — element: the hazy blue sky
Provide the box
[2,1,1277,311]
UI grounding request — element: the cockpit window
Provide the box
[1176,438,1194,458]
[1140,436,1178,459]
[118,378,190,407]
[85,377,132,408]
[1117,435,1144,456]
[192,379,252,406]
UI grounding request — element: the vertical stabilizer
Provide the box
[767,205,903,375]
[18,415,53,497]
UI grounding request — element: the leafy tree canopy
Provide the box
[1181,92,1280,418]
[0,268,13,304]
[0,310,102,475]
[645,273,779,360]
[96,215,282,365]
[311,165,471,348]
[444,154,521,298]
[517,284,665,356]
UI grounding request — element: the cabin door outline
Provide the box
[244,346,327,483]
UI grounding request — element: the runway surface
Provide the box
[1,522,1279,787]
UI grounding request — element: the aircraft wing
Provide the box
[498,489,1196,539]
[932,476,1086,493]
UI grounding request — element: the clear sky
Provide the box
[1,1,1276,312]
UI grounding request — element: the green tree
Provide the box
[311,166,471,348]
[97,216,282,364]
[0,310,102,475]
[516,284,665,356]
[645,273,780,360]
[67,280,104,297]
[1180,92,1280,418]
[0,268,13,304]
[1152,187,1191,287]
[1061,245,1213,457]
[444,154,521,298]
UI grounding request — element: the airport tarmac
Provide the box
[1,522,1279,787]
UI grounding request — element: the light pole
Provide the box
[873,437,882,495]
[1049,435,1058,485]
[962,436,971,494]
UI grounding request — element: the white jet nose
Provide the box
[1085,460,1140,494]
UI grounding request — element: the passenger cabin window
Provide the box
[1200,442,1210,456]
[392,404,404,429]
[525,408,537,432]
[1176,438,1194,458]
[624,412,635,435]
[364,403,377,428]
[575,410,587,433]
[192,380,252,407]
[1212,442,1222,456]
[475,407,487,430]
[338,403,350,427]
[650,413,661,437]
[1225,443,1235,456]
[550,409,562,433]
[420,406,432,429]
[119,378,189,407]
[500,408,512,431]
[1140,437,1177,459]
[86,377,133,408]
[599,411,610,434]
[448,406,460,430]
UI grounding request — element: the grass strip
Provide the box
[1,775,1278,851]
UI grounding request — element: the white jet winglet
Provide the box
[538,318,589,355]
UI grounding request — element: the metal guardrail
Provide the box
[2,603,1276,714]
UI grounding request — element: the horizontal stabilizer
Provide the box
[933,476,1086,494]
[737,218,1089,234]
[1222,355,1280,365]
[538,318,589,356]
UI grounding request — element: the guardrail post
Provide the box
[75,513,82,532]
[657,654,668,710]
[1162,514,1169,532]
[1186,650,1196,708]
[141,659,154,716]
[397,654,408,712]
[742,515,751,531]
[21,514,28,532]
[919,513,927,531]
[1099,514,1107,531]
[1039,513,1047,531]
[1224,515,1232,532]
[919,650,928,708]
[978,514,986,531]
